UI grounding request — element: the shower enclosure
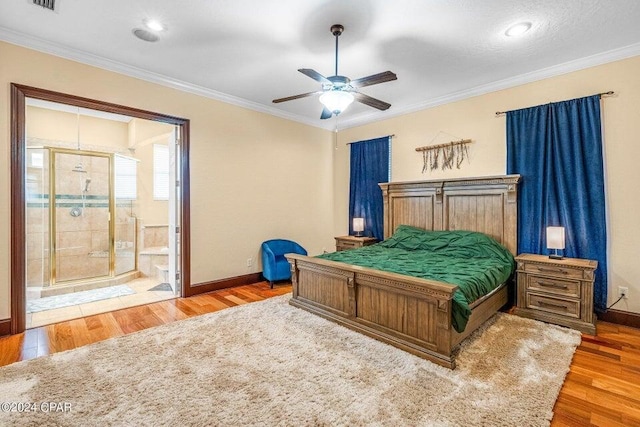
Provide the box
[26,147,137,289]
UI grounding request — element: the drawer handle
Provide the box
[537,281,568,290]
[537,267,568,275]
[538,301,568,310]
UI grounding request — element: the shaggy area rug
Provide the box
[0,294,580,426]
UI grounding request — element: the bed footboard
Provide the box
[287,254,459,368]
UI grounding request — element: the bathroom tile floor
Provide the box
[27,285,136,313]
[27,277,177,329]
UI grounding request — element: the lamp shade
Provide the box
[319,90,354,114]
[353,217,365,233]
[546,226,565,250]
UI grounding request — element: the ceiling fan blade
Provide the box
[272,91,321,104]
[320,107,333,120]
[351,71,397,88]
[298,68,331,84]
[353,92,391,111]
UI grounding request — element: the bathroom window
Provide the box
[115,155,137,200]
[153,144,169,200]
[30,151,44,168]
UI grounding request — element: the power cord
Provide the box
[607,295,624,310]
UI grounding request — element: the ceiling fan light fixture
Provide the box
[319,90,354,114]
[272,23,396,120]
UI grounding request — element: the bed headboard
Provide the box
[379,175,521,255]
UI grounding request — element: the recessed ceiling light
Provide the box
[505,22,532,37]
[144,19,165,32]
[133,29,160,43]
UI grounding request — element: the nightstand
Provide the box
[514,253,597,335]
[334,236,378,251]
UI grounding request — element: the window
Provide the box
[153,144,169,200]
[30,152,44,168]
[114,155,137,200]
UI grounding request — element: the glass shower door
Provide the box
[53,151,112,284]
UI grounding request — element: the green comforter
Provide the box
[318,225,515,333]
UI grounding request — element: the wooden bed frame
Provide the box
[286,175,521,368]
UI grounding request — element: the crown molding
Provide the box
[0,27,328,130]
[2,26,639,133]
[338,41,640,130]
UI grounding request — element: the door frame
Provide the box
[10,83,191,334]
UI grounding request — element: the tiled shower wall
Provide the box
[137,225,169,278]
[26,148,137,287]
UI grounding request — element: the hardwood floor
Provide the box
[1,281,639,426]
[552,322,640,426]
[0,281,289,367]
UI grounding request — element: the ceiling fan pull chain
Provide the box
[334,116,339,150]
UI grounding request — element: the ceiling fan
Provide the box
[272,24,397,120]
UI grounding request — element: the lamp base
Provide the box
[354,232,362,237]
[548,254,564,260]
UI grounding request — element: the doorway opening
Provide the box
[11,84,191,333]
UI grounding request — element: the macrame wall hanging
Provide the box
[415,139,472,173]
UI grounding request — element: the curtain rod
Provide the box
[495,91,615,117]
[346,134,395,145]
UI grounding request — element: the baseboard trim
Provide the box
[599,309,640,329]
[186,272,263,297]
[0,319,11,337]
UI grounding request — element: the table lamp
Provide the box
[546,226,565,260]
[353,218,364,237]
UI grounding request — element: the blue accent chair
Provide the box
[261,239,307,288]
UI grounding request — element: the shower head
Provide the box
[72,163,87,173]
[84,178,91,192]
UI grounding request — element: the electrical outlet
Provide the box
[618,286,628,299]
[246,257,253,267]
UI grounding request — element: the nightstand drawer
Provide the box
[337,241,358,250]
[524,263,584,279]
[527,293,580,319]
[334,236,378,252]
[527,275,581,298]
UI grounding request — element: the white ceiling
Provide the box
[2,0,640,130]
